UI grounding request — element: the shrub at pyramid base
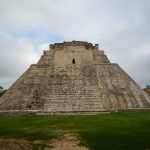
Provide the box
[0,41,150,114]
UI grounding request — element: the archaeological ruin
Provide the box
[0,41,150,115]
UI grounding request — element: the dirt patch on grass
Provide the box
[0,134,89,150]
[0,138,32,150]
[50,134,89,150]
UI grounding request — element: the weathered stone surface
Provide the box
[0,41,150,113]
[143,87,150,96]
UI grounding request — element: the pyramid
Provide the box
[0,41,150,114]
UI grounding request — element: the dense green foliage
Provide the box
[0,110,150,150]
[0,86,6,97]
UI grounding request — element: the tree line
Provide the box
[0,86,6,97]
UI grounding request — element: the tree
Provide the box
[0,86,6,97]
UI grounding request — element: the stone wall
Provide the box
[96,64,150,110]
[0,41,150,113]
[53,46,95,68]
[43,64,104,112]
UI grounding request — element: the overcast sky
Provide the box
[0,0,150,89]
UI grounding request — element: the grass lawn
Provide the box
[0,110,150,150]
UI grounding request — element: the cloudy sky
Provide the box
[0,0,150,89]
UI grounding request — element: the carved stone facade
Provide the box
[0,41,150,114]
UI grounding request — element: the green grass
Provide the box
[0,110,150,150]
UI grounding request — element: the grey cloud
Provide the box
[0,0,150,88]
[0,32,39,88]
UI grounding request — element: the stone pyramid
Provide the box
[0,41,150,114]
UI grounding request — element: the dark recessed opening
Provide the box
[72,59,75,64]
